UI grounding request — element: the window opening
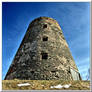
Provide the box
[43,36,48,41]
[41,52,48,59]
[51,71,56,73]
[31,71,34,74]
[43,24,47,28]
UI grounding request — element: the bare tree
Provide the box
[86,68,90,80]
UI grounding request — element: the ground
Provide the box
[2,80,90,90]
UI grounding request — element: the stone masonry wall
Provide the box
[5,17,81,80]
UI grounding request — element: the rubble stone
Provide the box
[5,17,81,80]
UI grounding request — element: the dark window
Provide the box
[43,24,47,28]
[51,71,56,73]
[31,71,34,74]
[41,53,48,59]
[43,37,48,41]
[68,70,71,73]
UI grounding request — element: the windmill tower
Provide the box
[5,17,81,80]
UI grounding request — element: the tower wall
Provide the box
[5,17,81,80]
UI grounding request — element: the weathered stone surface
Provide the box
[5,17,81,80]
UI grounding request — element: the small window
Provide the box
[43,24,47,28]
[31,71,34,74]
[43,37,48,41]
[51,71,56,73]
[41,53,48,59]
[68,70,71,73]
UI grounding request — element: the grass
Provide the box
[2,80,90,90]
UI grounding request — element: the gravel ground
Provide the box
[2,80,90,90]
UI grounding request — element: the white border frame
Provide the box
[1,1,91,92]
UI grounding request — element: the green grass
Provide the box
[2,80,90,90]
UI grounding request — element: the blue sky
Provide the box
[2,2,90,80]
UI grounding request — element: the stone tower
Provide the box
[5,17,81,80]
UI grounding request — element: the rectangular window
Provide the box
[43,24,47,28]
[41,53,48,59]
[43,37,48,41]
[31,71,34,74]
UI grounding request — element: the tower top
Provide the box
[29,16,61,30]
